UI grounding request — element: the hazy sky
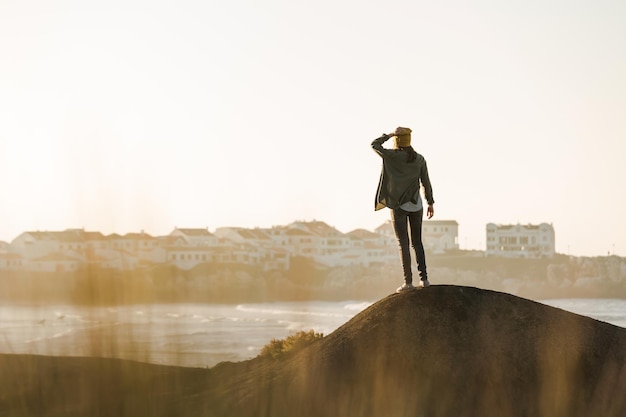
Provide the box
[1,0,624,256]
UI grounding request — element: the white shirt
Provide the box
[399,190,423,212]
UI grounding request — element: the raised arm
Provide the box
[371,133,393,158]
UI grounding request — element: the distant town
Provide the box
[2,219,626,303]
[0,220,558,273]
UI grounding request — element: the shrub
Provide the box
[259,330,324,359]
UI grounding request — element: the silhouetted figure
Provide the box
[371,127,434,292]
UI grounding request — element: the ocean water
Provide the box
[0,299,624,368]
[540,298,626,329]
[0,301,370,367]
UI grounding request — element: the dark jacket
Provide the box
[371,135,434,211]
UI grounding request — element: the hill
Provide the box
[1,285,625,417]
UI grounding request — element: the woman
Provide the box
[371,127,435,292]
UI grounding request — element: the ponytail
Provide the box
[403,146,417,163]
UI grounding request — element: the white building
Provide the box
[486,223,555,258]
[168,246,215,270]
[0,252,23,270]
[28,253,83,273]
[106,232,158,253]
[92,248,141,270]
[375,220,460,254]
[169,228,219,247]
[345,228,396,266]
[214,227,268,244]
[213,227,290,270]
[423,220,459,253]
[11,230,104,260]
[286,221,353,267]
[264,226,321,257]
[345,229,382,249]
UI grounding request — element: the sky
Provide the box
[1,0,625,257]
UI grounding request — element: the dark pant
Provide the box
[391,208,427,284]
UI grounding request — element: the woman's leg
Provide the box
[391,208,412,284]
[408,209,427,281]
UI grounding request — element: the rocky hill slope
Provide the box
[1,285,625,417]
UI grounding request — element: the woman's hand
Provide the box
[427,204,434,219]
